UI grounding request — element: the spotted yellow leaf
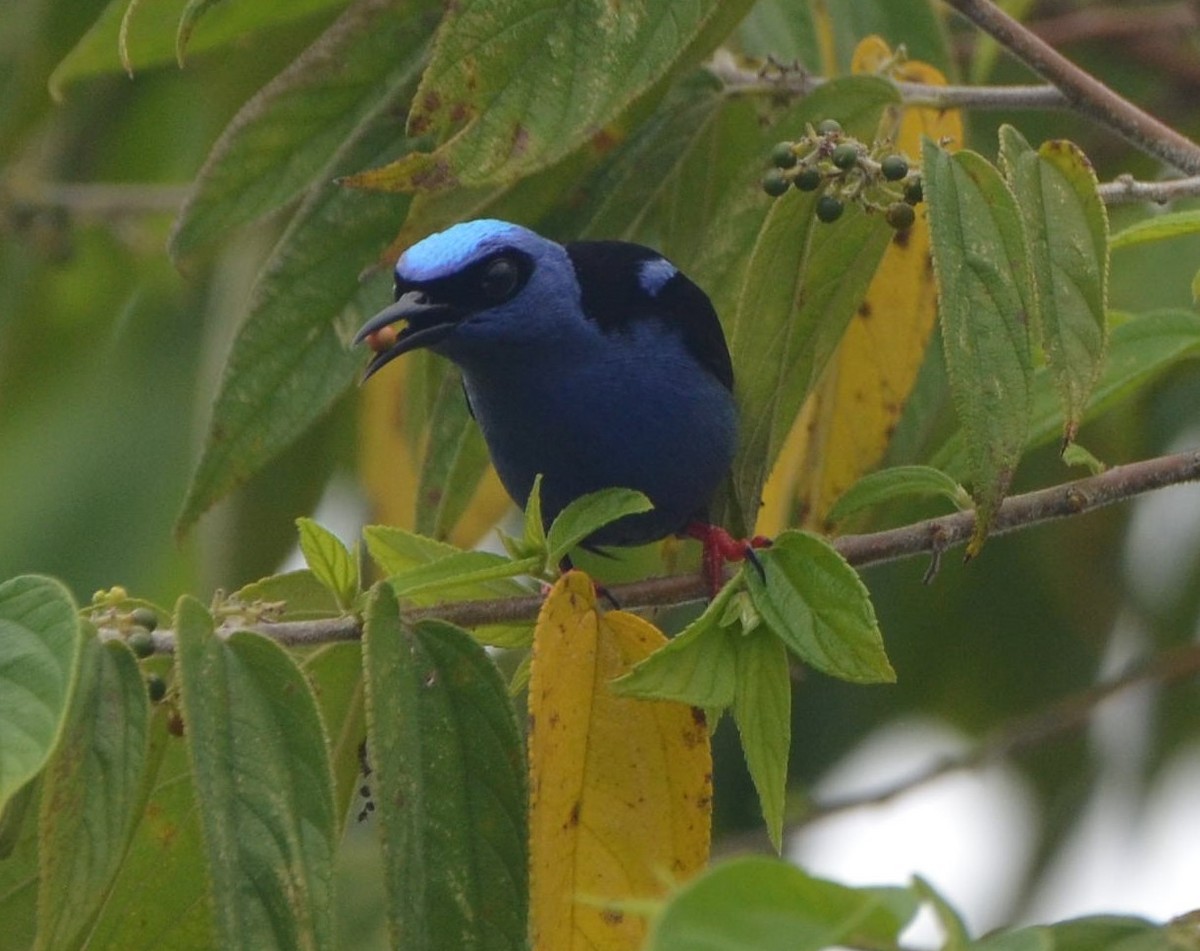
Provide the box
[758,37,962,533]
[529,572,711,951]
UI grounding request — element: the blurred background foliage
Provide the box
[2,0,1200,938]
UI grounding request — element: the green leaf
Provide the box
[972,916,1166,951]
[522,473,547,555]
[350,0,756,190]
[1109,209,1200,251]
[414,365,493,541]
[648,856,919,950]
[175,114,413,536]
[169,0,438,258]
[913,874,971,950]
[232,568,340,619]
[175,597,337,951]
[389,550,541,598]
[365,526,531,599]
[301,642,365,831]
[295,517,358,610]
[0,777,39,946]
[747,531,894,684]
[176,0,230,64]
[726,106,895,528]
[544,487,655,566]
[924,139,1035,555]
[361,586,527,950]
[50,0,348,97]
[826,465,970,525]
[933,309,1200,476]
[81,708,215,948]
[614,581,739,708]
[732,631,791,852]
[36,637,150,951]
[0,576,82,812]
[999,127,1108,446]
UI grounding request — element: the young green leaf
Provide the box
[648,856,919,950]
[36,637,150,951]
[732,630,791,852]
[361,586,527,951]
[613,580,741,708]
[746,531,894,684]
[912,875,972,950]
[1109,209,1200,251]
[923,139,1035,555]
[999,127,1108,447]
[295,517,359,610]
[544,487,654,566]
[388,550,542,598]
[826,465,971,526]
[232,568,340,618]
[523,473,548,555]
[0,576,82,813]
[174,597,337,951]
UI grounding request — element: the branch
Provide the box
[1096,173,1200,205]
[2,181,189,216]
[940,0,1200,175]
[105,449,1200,653]
[708,53,1200,204]
[714,640,1200,855]
[708,53,1068,111]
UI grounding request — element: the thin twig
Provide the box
[103,449,1200,653]
[1097,174,1200,205]
[714,641,1200,855]
[3,181,189,216]
[940,0,1200,175]
[708,54,1067,111]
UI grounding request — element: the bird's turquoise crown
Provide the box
[396,219,530,282]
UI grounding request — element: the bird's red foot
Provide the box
[684,521,772,597]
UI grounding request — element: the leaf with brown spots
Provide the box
[529,573,712,951]
[343,0,758,191]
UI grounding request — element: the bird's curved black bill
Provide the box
[354,291,461,380]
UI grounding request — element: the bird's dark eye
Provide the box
[479,256,521,302]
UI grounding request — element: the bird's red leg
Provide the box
[685,521,772,596]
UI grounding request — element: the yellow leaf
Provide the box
[529,572,712,951]
[757,38,963,534]
[358,356,511,547]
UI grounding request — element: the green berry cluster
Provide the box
[762,118,924,230]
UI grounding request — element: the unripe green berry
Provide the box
[831,143,859,170]
[146,673,167,703]
[131,606,158,631]
[881,154,909,181]
[904,178,924,204]
[794,167,823,192]
[128,628,155,658]
[762,170,790,197]
[886,201,916,230]
[770,142,798,169]
[816,195,844,223]
[816,118,842,136]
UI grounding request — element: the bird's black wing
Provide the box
[565,241,734,391]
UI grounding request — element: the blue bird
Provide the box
[355,219,760,589]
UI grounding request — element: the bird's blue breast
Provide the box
[459,320,737,546]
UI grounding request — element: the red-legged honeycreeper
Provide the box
[354,219,763,588]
